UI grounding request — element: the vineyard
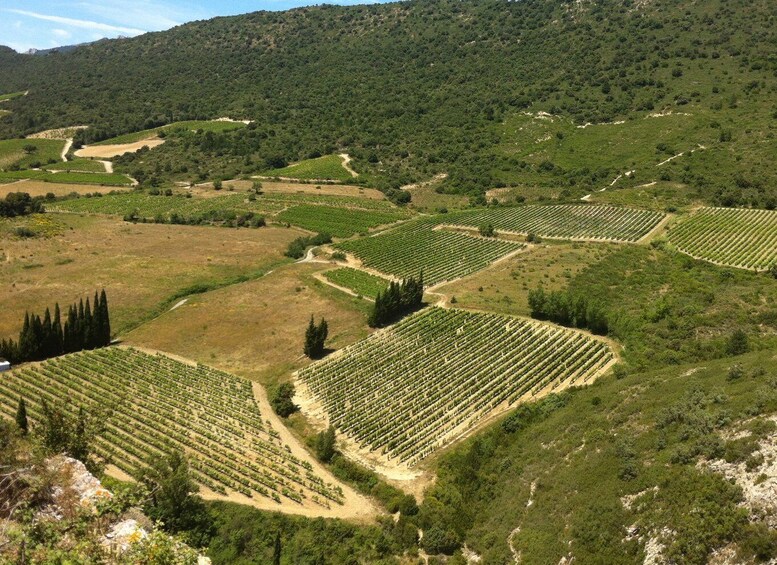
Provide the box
[261,155,353,182]
[276,205,408,237]
[443,205,666,242]
[51,191,406,233]
[92,120,247,146]
[0,348,344,509]
[336,218,524,286]
[322,267,390,299]
[667,207,777,271]
[297,307,614,466]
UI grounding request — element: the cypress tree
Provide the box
[53,303,63,355]
[99,289,111,345]
[15,397,28,435]
[77,299,85,347]
[303,315,316,358]
[31,315,44,360]
[42,307,54,358]
[83,298,94,349]
[273,532,282,565]
[18,313,32,360]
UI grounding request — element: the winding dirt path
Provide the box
[61,138,73,162]
[339,153,359,178]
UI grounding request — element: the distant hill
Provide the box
[0,0,774,203]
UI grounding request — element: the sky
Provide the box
[1,0,393,53]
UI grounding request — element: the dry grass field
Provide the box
[125,262,372,385]
[0,179,130,198]
[74,138,165,158]
[435,242,619,316]
[196,179,387,200]
[0,214,299,338]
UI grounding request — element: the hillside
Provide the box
[0,0,775,204]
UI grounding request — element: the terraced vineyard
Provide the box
[323,267,390,299]
[0,348,344,509]
[446,205,665,242]
[297,307,614,465]
[336,218,524,285]
[667,207,777,271]
[51,191,404,231]
[262,154,353,182]
[51,192,287,218]
[276,205,408,237]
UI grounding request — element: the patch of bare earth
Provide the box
[0,179,130,198]
[75,138,165,159]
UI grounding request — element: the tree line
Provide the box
[0,192,44,217]
[368,274,424,328]
[527,287,608,335]
[0,290,111,364]
[303,316,328,359]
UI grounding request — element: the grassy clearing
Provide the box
[323,267,389,299]
[565,245,777,370]
[262,155,353,182]
[93,120,247,146]
[588,181,702,211]
[298,307,613,465]
[439,242,619,317]
[44,171,132,186]
[275,205,409,237]
[44,159,107,172]
[337,217,524,286]
[0,214,298,338]
[125,262,372,386]
[0,138,65,170]
[0,92,25,102]
[667,207,777,271]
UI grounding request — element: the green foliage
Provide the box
[0,0,775,202]
[726,330,749,356]
[15,397,27,435]
[135,450,214,547]
[478,223,495,237]
[312,425,336,463]
[35,400,103,472]
[0,192,44,217]
[418,350,777,564]
[43,158,108,172]
[263,155,353,182]
[563,246,777,370]
[270,382,298,418]
[303,316,328,359]
[527,286,609,335]
[284,232,332,259]
[0,138,65,170]
[368,274,424,328]
[323,267,389,299]
[276,204,408,237]
[0,290,111,364]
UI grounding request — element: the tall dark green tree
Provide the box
[303,316,328,359]
[369,273,424,328]
[15,397,27,435]
[273,532,282,565]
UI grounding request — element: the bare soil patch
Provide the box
[75,138,165,159]
[0,179,130,198]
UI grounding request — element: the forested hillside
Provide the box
[0,0,775,203]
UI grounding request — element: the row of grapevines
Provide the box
[667,207,777,271]
[297,307,614,465]
[0,348,343,507]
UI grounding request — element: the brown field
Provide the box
[125,262,372,386]
[74,138,165,158]
[0,179,130,198]
[196,179,387,200]
[435,242,619,316]
[0,213,299,339]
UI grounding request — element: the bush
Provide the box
[421,525,459,555]
[726,330,749,356]
[270,382,298,418]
